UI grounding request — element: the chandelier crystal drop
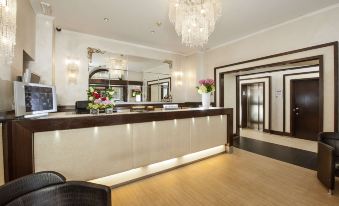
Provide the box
[107,58,127,71]
[0,0,16,64]
[169,0,222,48]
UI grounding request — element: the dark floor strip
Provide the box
[234,136,317,171]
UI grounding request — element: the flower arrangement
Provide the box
[196,79,215,94]
[87,87,116,110]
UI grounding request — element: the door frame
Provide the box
[237,81,271,131]
[283,71,320,136]
[214,42,338,137]
[290,77,321,139]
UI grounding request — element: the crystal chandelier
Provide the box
[107,58,127,71]
[0,0,16,64]
[169,0,222,48]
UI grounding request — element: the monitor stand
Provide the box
[24,113,49,119]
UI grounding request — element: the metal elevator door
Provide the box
[247,83,264,131]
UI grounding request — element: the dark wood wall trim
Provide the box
[3,108,233,182]
[334,42,338,132]
[215,42,337,70]
[283,71,321,135]
[214,41,338,133]
[216,56,322,108]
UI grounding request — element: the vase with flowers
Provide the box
[196,79,215,109]
[87,87,116,114]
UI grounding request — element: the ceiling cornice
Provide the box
[60,29,186,56]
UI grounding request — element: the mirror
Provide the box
[88,48,172,103]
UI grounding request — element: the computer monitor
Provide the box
[14,81,57,118]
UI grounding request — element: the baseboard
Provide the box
[263,129,270,133]
[270,130,285,136]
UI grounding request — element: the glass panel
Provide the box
[87,48,172,103]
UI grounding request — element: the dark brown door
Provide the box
[291,78,320,141]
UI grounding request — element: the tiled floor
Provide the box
[234,136,317,170]
[240,128,317,153]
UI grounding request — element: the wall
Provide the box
[28,14,54,85]
[54,30,186,106]
[203,5,339,132]
[239,67,319,132]
[181,52,205,102]
[0,0,36,112]
[205,5,339,78]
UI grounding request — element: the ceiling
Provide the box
[29,0,339,55]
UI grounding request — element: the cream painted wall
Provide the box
[0,0,36,112]
[239,67,319,132]
[28,14,54,85]
[205,6,339,78]
[204,6,339,132]
[54,30,186,106]
[181,52,205,102]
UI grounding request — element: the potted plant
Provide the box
[197,79,215,109]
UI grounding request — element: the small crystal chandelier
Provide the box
[107,58,127,71]
[0,0,17,64]
[169,0,222,48]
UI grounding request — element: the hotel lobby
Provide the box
[0,0,339,205]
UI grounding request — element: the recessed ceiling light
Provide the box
[104,18,110,22]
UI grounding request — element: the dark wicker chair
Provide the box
[317,132,339,194]
[0,171,111,206]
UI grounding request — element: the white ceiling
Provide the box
[29,0,339,55]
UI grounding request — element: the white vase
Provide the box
[136,94,141,102]
[202,93,211,109]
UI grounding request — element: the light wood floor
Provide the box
[111,148,339,206]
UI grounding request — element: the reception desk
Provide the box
[2,108,233,186]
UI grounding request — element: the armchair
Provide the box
[0,171,111,206]
[317,132,339,194]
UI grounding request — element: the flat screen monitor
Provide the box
[14,81,57,117]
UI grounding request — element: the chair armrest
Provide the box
[0,171,65,206]
[5,181,111,206]
[317,142,335,190]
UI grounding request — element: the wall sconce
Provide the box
[174,71,184,86]
[66,58,80,84]
[0,0,17,64]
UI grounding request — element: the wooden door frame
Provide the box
[238,80,268,133]
[214,42,338,137]
[290,77,321,138]
[283,71,320,136]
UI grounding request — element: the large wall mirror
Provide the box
[88,48,172,103]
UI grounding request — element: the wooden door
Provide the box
[291,78,320,141]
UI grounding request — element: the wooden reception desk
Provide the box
[2,108,233,186]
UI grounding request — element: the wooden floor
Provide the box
[111,148,339,206]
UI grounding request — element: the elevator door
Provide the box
[246,83,264,131]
